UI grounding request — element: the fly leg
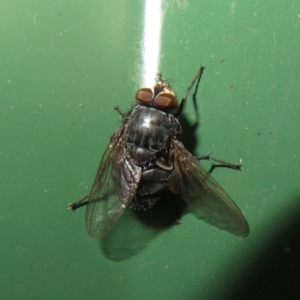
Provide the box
[197,154,243,174]
[113,105,126,118]
[69,192,106,211]
[68,194,90,211]
[175,65,206,118]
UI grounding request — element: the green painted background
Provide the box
[1,1,300,299]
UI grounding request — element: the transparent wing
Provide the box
[170,140,249,237]
[86,127,141,239]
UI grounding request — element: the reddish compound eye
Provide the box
[155,93,179,108]
[135,88,153,103]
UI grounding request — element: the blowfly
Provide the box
[69,66,249,239]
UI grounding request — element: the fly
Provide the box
[69,66,249,239]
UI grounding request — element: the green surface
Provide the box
[1,1,300,299]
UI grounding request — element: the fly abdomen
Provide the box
[131,168,172,209]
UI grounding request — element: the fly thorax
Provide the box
[125,105,180,165]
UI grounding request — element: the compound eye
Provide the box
[155,93,179,108]
[135,88,153,103]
